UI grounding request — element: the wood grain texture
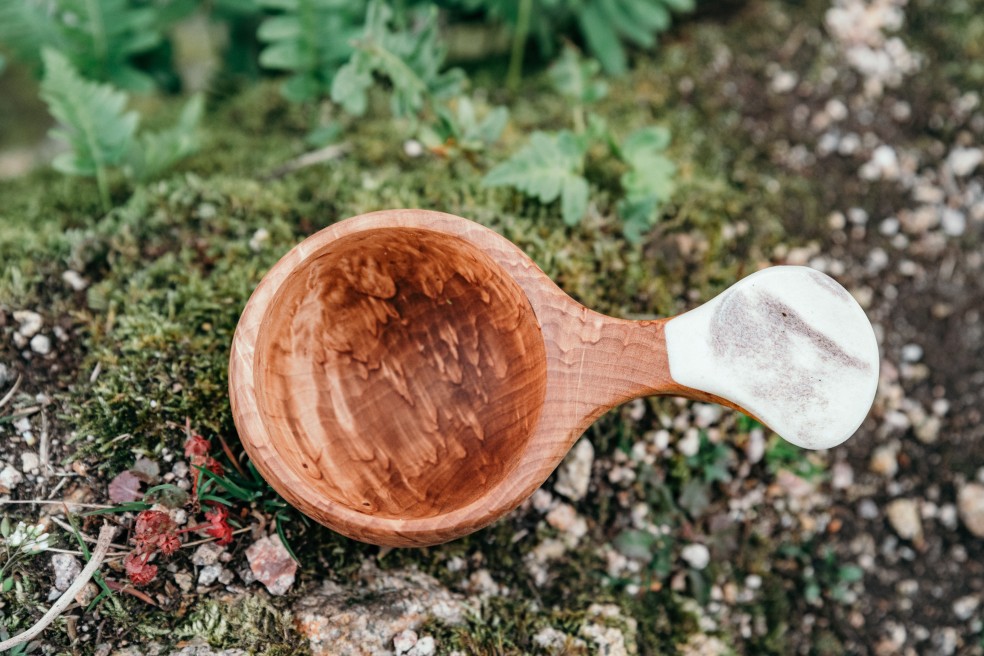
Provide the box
[230,210,757,546]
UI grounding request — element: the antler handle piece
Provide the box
[664,266,880,449]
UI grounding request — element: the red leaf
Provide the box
[109,470,143,503]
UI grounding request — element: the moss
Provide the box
[167,595,309,655]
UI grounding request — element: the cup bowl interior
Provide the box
[250,227,548,521]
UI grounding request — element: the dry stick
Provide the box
[0,374,22,408]
[0,499,114,509]
[263,143,350,180]
[0,524,116,652]
[48,516,131,551]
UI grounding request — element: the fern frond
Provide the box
[0,1,67,71]
[126,94,205,182]
[257,0,364,103]
[574,0,694,74]
[331,0,464,118]
[616,126,677,242]
[41,48,139,176]
[483,131,589,226]
[56,0,163,91]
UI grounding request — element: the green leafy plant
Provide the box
[484,46,676,239]
[484,131,590,225]
[331,0,464,118]
[0,0,166,91]
[1,517,51,594]
[39,49,204,210]
[418,96,509,158]
[256,0,365,103]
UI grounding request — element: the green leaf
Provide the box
[483,130,589,222]
[577,2,626,75]
[616,125,677,241]
[143,484,190,509]
[561,175,589,226]
[331,0,462,118]
[1,515,9,538]
[838,565,864,583]
[330,59,373,115]
[613,529,656,560]
[256,0,363,102]
[620,126,671,163]
[126,93,204,182]
[548,46,608,105]
[2,576,13,593]
[40,49,138,177]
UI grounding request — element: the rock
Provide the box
[0,464,23,491]
[886,499,923,543]
[900,343,923,362]
[62,270,89,291]
[245,535,297,596]
[940,208,966,237]
[914,416,941,444]
[167,637,246,656]
[192,543,224,567]
[13,310,42,338]
[870,443,899,478]
[531,488,553,513]
[393,629,417,655]
[294,562,470,656]
[953,595,979,621]
[947,147,983,176]
[681,543,710,570]
[174,571,194,592]
[29,334,51,355]
[677,429,700,457]
[534,627,586,655]
[408,636,435,656]
[21,452,39,474]
[957,483,984,537]
[198,564,222,586]
[51,553,82,591]
[831,462,854,489]
[554,438,593,501]
[0,362,12,387]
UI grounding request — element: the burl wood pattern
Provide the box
[252,228,546,519]
[230,210,734,546]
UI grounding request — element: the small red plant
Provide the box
[121,423,237,587]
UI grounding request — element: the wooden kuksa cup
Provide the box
[230,210,879,546]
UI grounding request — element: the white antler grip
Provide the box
[664,266,879,450]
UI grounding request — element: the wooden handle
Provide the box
[659,266,880,449]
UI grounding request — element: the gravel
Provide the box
[957,483,984,538]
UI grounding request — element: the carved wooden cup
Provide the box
[230,209,879,546]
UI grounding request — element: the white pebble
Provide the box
[0,465,23,490]
[826,98,848,121]
[681,543,711,570]
[403,140,424,158]
[941,208,966,237]
[30,334,51,355]
[953,595,980,621]
[13,310,43,338]
[678,429,700,457]
[947,147,983,177]
[21,452,39,474]
[61,270,89,291]
[901,344,923,363]
[393,629,417,655]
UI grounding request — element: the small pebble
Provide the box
[403,140,424,158]
[30,334,51,355]
[957,483,984,538]
[886,499,923,543]
[61,270,89,291]
[870,443,899,478]
[0,465,23,490]
[678,429,700,457]
[410,636,436,656]
[953,595,979,621]
[51,554,82,591]
[900,344,923,363]
[13,310,42,338]
[940,208,966,237]
[393,629,417,655]
[20,452,39,474]
[681,543,710,570]
[198,564,222,586]
[947,147,983,176]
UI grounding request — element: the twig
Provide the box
[262,143,350,180]
[48,516,130,551]
[181,526,251,549]
[0,374,21,408]
[0,499,114,510]
[0,524,116,652]
[39,411,51,480]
